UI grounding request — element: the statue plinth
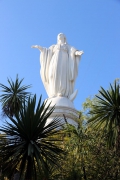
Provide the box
[46,97,79,124]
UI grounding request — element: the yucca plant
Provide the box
[0,75,31,117]
[88,81,120,150]
[0,95,64,180]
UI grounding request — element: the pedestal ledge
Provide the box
[46,96,74,108]
[46,96,79,124]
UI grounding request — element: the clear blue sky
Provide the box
[0,0,120,117]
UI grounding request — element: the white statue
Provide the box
[32,33,83,101]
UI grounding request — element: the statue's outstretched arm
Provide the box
[31,45,43,52]
[75,50,84,56]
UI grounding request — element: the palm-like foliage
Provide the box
[0,95,64,180]
[88,81,120,149]
[0,75,31,117]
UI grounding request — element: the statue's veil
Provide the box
[57,33,67,44]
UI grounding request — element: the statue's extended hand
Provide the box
[75,50,84,56]
[31,45,43,52]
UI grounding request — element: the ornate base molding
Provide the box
[46,96,79,124]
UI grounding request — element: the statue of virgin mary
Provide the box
[32,33,83,101]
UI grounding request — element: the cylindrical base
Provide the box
[46,96,79,125]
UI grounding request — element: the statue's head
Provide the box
[57,33,67,44]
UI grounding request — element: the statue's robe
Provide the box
[40,43,81,100]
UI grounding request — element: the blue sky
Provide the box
[0,0,120,118]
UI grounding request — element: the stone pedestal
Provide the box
[46,96,79,125]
